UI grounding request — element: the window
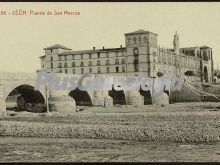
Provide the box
[64,62,68,68]
[72,62,75,67]
[115,52,118,57]
[97,60,101,66]
[143,36,147,43]
[65,69,68,74]
[59,62,62,68]
[89,61,92,66]
[72,55,75,60]
[50,57,53,61]
[122,66,125,72]
[81,54,83,59]
[133,37,137,44]
[116,66,119,73]
[81,68,84,74]
[59,69,62,73]
[121,59,125,64]
[106,60,110,65]
[134,48,138,56]
[59,56,62,61]
[80,62,84,67]
[106,67,110,73]
[89,53,92,59]
[134,65,139,72]
[138,36,142,44]
[106,52,109,58]
[72,69,75,74]
[64,56,67,61]
[42,64,44,68]
[128,37,131,45]
[89,68,92,73]
[97,53,100,58]
[121,52,125,56]
[115,59,119,65]
[98,67,101,73]
[51,63,53,68]
[134,59,138,64]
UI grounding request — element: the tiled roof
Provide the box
[58,47,125,55]
[44,44,72,50]
[124,29,158,35]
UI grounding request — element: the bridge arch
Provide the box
[5,84,45,112]
[68,88,93,106]
[139,89,152,105]
[108,88,126,105]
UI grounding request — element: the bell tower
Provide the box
[173,31,180,76]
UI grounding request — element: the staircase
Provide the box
[186,82,220,102]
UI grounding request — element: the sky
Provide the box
[0,2,220,72]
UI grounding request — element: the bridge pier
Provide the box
[49,91,76,113]
[152,92,169,105]
[126,90,144,106]
[0,85,6,117]
[93,91,105,106]
[93,90,114,107]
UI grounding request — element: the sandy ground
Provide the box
[0,102,220,142]
[0,137,220,162]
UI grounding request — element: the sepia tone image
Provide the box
[0,2,220,162]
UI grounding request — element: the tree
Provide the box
[157,72,164,77]
[184,70,194,77]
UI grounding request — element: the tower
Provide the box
[124,29,158,77]
[173,31,180,76]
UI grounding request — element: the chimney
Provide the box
[103,46,105,50]
[120,45,122,48]
[93,47,95,51]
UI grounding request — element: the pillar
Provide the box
[93,90,105,106]
[126,90,144,106]
[48,90,76,113]
[103,90,113,108]
[0,84,6,117]
[93,90,113,107]
[152,92,169,105]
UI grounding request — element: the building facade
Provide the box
[39,29,214,82]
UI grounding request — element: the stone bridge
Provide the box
[1,72,165,116]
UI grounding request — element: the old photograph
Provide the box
[0,2,220,163]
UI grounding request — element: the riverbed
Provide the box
[0,137,220,162]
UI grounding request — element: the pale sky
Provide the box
[0,2,220,72]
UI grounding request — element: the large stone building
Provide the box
[39,29,214,82]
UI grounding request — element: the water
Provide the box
[0,137,220,162]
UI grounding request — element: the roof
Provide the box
[124,29,158,36]
[58,47,126,56]
[44,44,72,50]
[180,46,212,50]
[39,55,45,58]
[200,45,212,49]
